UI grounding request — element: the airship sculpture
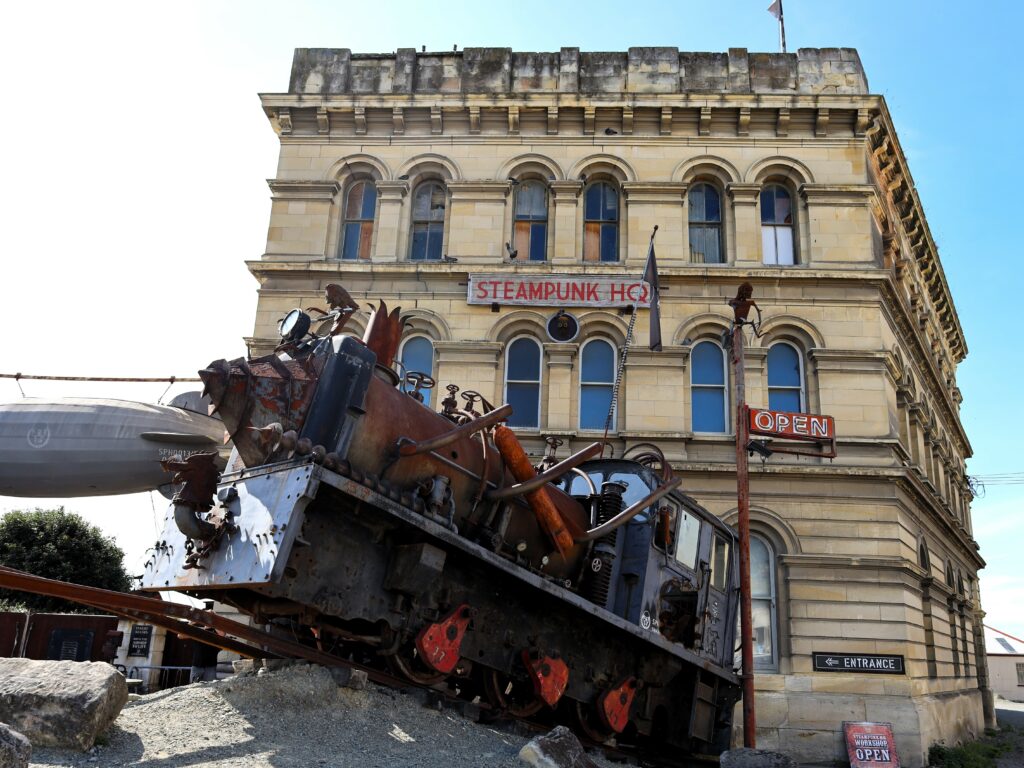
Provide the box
[0,392,225,498]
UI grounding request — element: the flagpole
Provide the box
[600,226,659,457]
[779,0,787,53]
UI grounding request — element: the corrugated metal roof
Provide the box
[985,626,1024,655]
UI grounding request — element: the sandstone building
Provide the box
[250,46,986,765]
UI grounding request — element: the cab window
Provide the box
[710,534,731,591]
[674,510,701,570]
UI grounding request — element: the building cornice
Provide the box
[267,179,340,200]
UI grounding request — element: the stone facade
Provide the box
[251,47,986,766]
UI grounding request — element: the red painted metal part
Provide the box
[521,650,569,707]
[597,676,638,733]
[414,603,474,674]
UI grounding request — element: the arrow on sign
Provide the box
[825,657,840,667]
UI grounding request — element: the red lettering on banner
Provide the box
[586,284,599,301]
[529,283,544,300]
[474,282,489,300]
[570,283,585,301]
[544,283,555,300]
[557,283,570,301]
[639,283,650,302]
[502,282,513,300]
[515,283,528,300]
[610,284,626,302]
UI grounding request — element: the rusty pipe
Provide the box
[395,404,512,457]
[573,477,681,543]
[485,442,603,501]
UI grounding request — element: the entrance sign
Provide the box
[813,652,905,674]
[844,722,900,768]
[468,273,652,308]
[128,624,153,657]
[749,408,834,442]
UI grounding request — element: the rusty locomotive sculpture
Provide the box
[142,290,742,757]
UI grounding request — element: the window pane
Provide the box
[582,340,614,382]
[584,184,602,220]
[767,345,801,387]
[412,184,432,220]
[704,227,721,263]
[762,226,778,265]
[704,185,721,222]
[584,223,601,262]
[710,535,730,591]
[750,537,771,598]
[775,225,794,264]
[692,342,725,385]
[514,221,531,259]
[688,184,705,223]
[599,223,618,262]
[768,389,801,412]
[358,222,373,260]
[342,223,362,260]
[410,226,428,260]
[508,338,540,379]
[760,187,776,224]
[774,187,792,224]
[345,182,366,219]
[426,225,443,260]
[693,388,726,432]
[516,182,546,220]
[360,183,378,219]
[400,337,434,405]
[674,511,701,570]
[690,226,706,263]
[428,184,446,221]
[602,184,618,221]
[580,385,612,430]
[529,223,546,261]
[506,383,539,427]
[752,599,774,660]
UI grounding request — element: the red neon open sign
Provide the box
[749,408,835,441]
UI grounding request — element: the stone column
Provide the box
[623,346,688,437]
[621,182,686,267]
[446,181,510,261]
[433,341,503,406]
[265,180,340,260]
[799,184,876,266]
[543,343,578,431]
[726,183,761,267]
[372,180,409,262]
[550,181,583,265]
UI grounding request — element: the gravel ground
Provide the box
[27,663,618,768]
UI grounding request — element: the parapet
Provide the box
[288,47,868,97]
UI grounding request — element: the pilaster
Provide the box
[550,180,583,265]
[265,180,340,260]
[372,180,409,262]
[543,342,578,430]
[726,183,762,267]
[622,182,687,268]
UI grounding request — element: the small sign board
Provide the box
[467,273,652,308]
[844,722,899,768]
[127,624,153,657]
[749,408,835,442]
[813,652,905,674]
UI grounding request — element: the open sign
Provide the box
[749,408,835,442]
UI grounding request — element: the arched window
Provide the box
[918,538,930,572]
[340,180,377,260]
[691,341,727,433]
[761,184,795,265]
[750,535,778,670]
[410,181,446,261]
[583,181,619,262]
[504,337,542,429]
[398,336,434,405]
[688,183,723,264]
[579,339,616,431]
[514,180,548,262]
[767,343,804,412]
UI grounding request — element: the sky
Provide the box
[0,1,1022,637]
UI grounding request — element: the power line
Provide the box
[0,372,201,383]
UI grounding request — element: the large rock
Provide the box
[0,723,31,768]
[519,726,598,768]
[0,659,127,750]
[721,747,798,768]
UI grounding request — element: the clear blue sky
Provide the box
[0,0,1021,634]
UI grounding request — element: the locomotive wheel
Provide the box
[572,700,614,743]
[386,645,447,686]
[483,669,543,718]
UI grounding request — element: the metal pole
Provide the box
[730,286,757,748]
[779,0,787,53]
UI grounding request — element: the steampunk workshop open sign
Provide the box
[749,408,835,441]
[844,722,899,768]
